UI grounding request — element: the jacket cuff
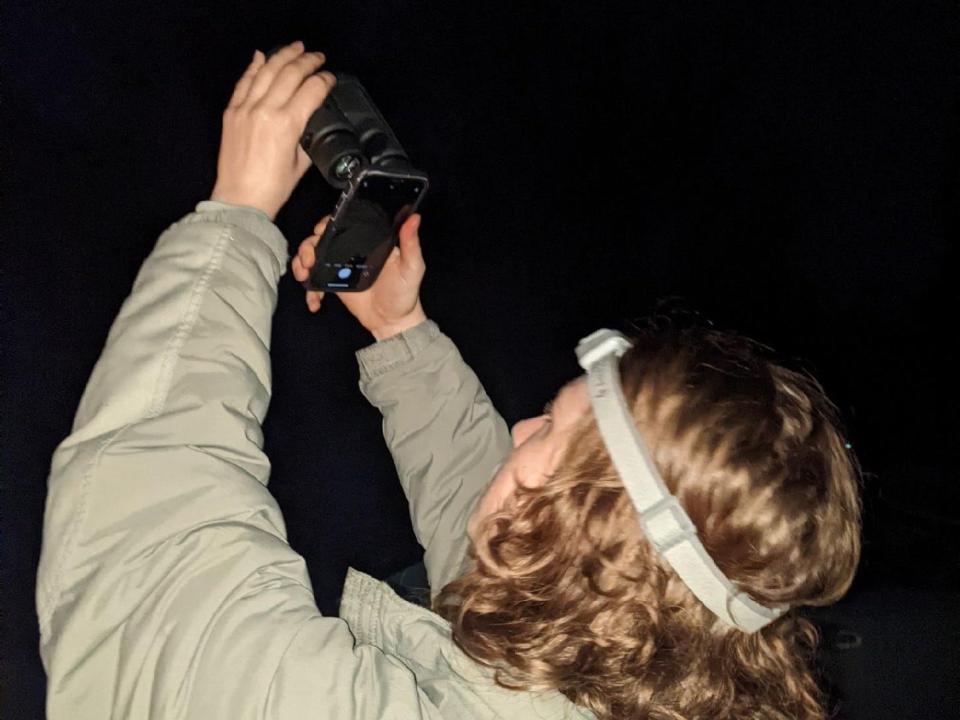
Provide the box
[339,568,389,649]
[355,320,441,382]
[190,200,290,270]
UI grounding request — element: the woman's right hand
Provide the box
[291,213,428,340]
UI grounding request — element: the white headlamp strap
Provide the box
[575,329,786,633]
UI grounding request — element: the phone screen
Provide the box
[311,172,427,291]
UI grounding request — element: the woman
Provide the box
[37,42,860,719]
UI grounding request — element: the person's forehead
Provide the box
[553,375,587,416]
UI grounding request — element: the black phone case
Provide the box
[304,168,429,293]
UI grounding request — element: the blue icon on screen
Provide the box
[337,268,352,279]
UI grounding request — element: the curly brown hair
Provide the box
[434,323,862,719]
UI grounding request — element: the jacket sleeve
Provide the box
[34,201,440,720]
[356,322,513,599]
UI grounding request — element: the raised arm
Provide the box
[36,44,447,719]
[293,218,512,598]
[357,322,512,597]
[35,200,320,716]
[37,198,452,719]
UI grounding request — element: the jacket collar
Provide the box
[340,568,595,719]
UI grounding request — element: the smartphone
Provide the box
[305,166,429,292]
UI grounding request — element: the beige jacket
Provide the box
[36,200,594,720]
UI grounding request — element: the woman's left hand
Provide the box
[210,41,336,221]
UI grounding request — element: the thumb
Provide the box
[397,213,423,268]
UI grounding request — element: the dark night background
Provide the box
[2,1,958,718]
